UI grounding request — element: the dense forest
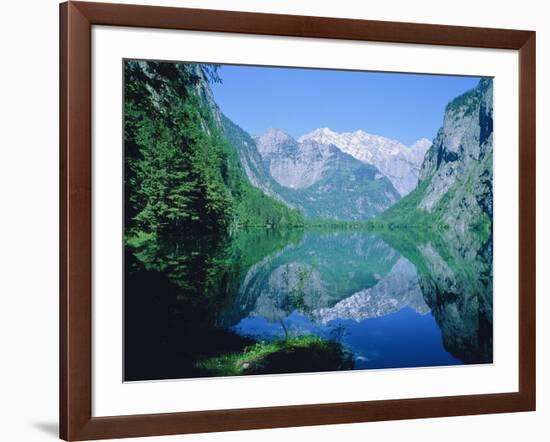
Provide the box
[124,61,304,242]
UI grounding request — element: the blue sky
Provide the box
[210,64,481,146]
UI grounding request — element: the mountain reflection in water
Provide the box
[124,228,492,381]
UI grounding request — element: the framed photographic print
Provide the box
[60,1,536,440]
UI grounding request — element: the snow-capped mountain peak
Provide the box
[253,128,400,218]
[299,128,431,196]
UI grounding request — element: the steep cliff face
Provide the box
[254,129,400,220]
[379,79,493,236]
[417,78,493,235]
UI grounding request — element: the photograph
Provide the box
[123,60,494,382]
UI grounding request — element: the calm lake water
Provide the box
[124,228,492,381]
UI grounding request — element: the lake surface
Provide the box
[124,228,492,381]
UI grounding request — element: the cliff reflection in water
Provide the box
[124,227,492,381]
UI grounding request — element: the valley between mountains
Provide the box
[124,61,494,380]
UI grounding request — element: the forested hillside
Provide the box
[124,61,303,240]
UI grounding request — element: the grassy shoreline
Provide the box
[195,335,353,376]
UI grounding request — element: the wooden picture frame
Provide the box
[60,1,536,440]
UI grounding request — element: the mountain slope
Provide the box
[299,128,431,196]
[254,129,401,220]
[256,129,329,189]
[378,78,493,237]
[192,66,403,221]
[124,61,304,237]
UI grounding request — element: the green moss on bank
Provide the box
[196,335,353,376]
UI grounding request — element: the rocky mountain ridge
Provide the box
[253,128,401,219]
[299,127,431,196]
[255,129,335,189]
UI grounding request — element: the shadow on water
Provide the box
[125,225,492,381]
[124,229,305,380]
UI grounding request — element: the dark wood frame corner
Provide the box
[59,1,536,440]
